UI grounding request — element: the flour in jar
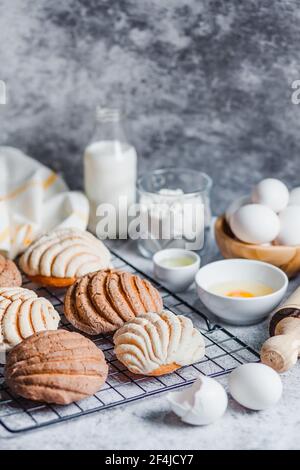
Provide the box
[139,188,205,252]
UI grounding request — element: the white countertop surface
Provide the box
[1,235,300,450]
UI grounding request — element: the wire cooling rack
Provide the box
[0,250,259,434]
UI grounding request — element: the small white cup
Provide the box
[153,248,201,293]
[195,259,288,325]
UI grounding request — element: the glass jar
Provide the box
[137,168,212,258]
[84,107,137,238]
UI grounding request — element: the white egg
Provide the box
[168,375,228,425]
[230,204,280,244]
[289,187,300,206]
[229,363,282,411]
[225,195,250,225]
[251,178,289,213]
[276,205,300,246]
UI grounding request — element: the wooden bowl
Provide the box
[215,216,300,278]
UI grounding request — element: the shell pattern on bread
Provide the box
[5,330,108,405]
[19,228,111,286]
[0,255,22,288]
[113,310,205,376]
[64,269,163,335]
[0,287,60,352]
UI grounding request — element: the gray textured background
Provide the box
[0,0,300,214]
[1,1,300,450]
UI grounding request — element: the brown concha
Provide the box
[0,254,22,287]
[5,330,108,405]
[64,269,163,335]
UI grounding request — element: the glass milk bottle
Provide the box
[84,107,137,238]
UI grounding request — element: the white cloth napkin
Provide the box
[0,146,89,259]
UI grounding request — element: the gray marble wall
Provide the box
[0,0,300,213]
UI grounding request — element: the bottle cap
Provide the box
[96,107,120,122]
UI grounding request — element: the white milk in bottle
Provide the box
[84,108,137,238]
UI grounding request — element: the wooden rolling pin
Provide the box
[261,286,300,373]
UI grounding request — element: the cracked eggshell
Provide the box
[168,375,228,426]
[225,195,251,225]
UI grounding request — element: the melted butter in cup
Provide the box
[159,256,196,268]
[153,249,201,293]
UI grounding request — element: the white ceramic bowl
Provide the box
[153,249,200,293]
[195,259,288,325]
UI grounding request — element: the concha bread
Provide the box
[113,310,205,376]
[64,269,163,335]
[5,330,108,405]
[19,228,111,281]
[0,287,60,352]
[0,255,22,287]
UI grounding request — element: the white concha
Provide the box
[19,228,111,279]
[113,310,205,376]
[0,287,60,352]
[0,287,36,302]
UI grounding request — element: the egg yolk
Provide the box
[226,290,255,298]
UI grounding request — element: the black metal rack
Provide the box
[0,250,259,434]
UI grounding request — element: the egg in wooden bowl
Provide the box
[215,215,300,278]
